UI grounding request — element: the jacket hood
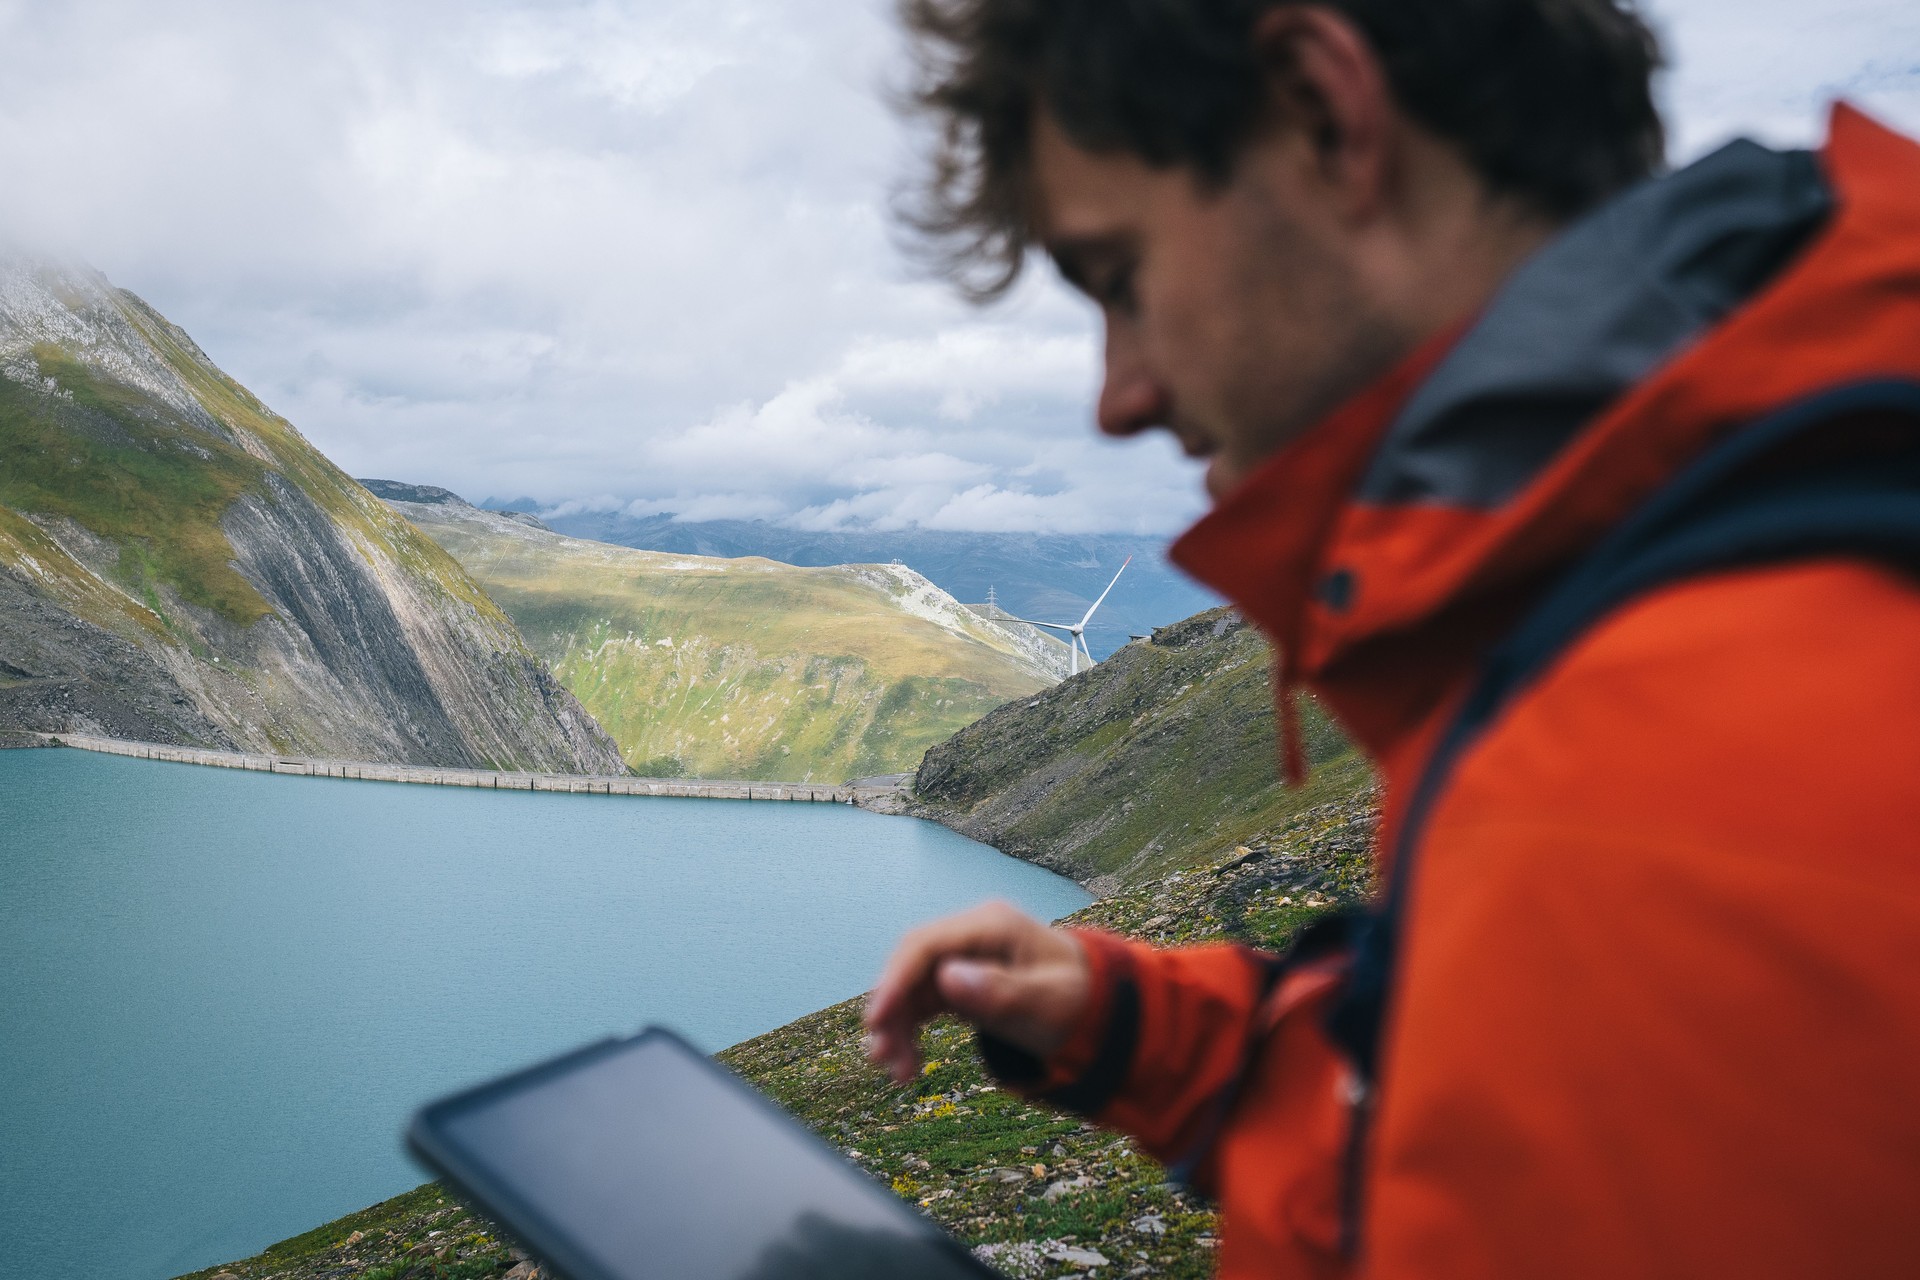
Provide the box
[1172,105,1920,773]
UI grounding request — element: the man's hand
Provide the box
[863,900,1091,1084]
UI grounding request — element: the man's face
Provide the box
[1032,112,1408,502]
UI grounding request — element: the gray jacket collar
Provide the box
[1357,140,1833,508]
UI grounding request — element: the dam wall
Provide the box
[28,733,892,805]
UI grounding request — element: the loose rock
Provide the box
[1047,1243,1111,1267]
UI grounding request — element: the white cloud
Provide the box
[1652,0,1920,158]
[0,0,1912,534]
[622,492,792,523]
[471,5,745,111]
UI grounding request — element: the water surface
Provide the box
[0,749,1089,1279]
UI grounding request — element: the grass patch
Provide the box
[172,1184,516,1280]
[0,346,271,627]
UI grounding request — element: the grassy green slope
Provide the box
[0,342,271,638]
[113,295,530,637]
[393,502,1059,782]
[911,605,1370,889]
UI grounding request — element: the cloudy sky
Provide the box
[0,0,1914,534]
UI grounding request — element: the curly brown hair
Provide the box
[899,0,1666,299]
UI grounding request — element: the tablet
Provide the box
[407,1026,998,1280]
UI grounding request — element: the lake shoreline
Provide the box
[6,746,1086,1280]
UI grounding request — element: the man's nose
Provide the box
[1096,325,1170,438]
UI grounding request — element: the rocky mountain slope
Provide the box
[0,259,624,772]
[911,606,1372,891]
[370,483,1071,783]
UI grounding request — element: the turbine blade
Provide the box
[1004,617,1077,634]
[1077,555,1132,628]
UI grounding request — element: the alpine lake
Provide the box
[0,747,1091,1280]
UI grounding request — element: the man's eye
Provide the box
[1099,267,1137,313]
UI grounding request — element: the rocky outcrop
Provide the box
[355,479,466,506]
[357,479,550,532]
[0,258,624,773]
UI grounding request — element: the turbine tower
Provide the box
[1003,557,1132,676]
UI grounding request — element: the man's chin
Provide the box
[1203,456,1241,504]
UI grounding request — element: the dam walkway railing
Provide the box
[26,733,896,806]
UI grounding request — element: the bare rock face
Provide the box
[0,256,625,773]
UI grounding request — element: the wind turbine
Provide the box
[1003,557,1132,676]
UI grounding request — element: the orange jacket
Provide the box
[983,106,1920,1277]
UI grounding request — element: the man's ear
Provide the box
[1249,6,1395,221]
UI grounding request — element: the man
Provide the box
[864,1,1920,1276]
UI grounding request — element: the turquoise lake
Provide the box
[0,748,1091,1280]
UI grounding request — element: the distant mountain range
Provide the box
[495,507,1221,661]
[367,482,1067,782]
[0,258,622,772]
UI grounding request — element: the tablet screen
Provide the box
[414,1030,992,1280]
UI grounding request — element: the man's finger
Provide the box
[864,900,1027,1029]
[934,950,1085,1057]
[863,902,1040,1082]
[935,957,1007,1021]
